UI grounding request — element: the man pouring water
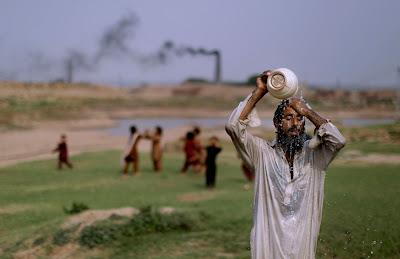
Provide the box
[226,69,346,259]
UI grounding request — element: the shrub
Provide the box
[63,201,89,215]
[32,236,46,247]
[79,206,202,248]
[53,229,72,246]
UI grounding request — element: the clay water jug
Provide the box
[266,68,298,99]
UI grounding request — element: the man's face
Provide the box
[281,106,305,137]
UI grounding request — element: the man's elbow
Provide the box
[225,123,234,136]
[337,136,346,150]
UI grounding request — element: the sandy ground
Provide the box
[62,207,140,231]
[0,119,199,168]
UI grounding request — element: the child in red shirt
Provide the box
[181,131,202,174]
[53,134,73,170]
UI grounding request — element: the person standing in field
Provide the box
[122,125,142,175]
[181,131,201,174]
[205,136,222,188]
[53,134,73,170]
[193,126,205,173]
[225,70,346,258]
[144,126,163,172]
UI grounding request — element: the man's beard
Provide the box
[276,129,310,155]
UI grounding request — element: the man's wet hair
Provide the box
[186,131,194,140]
[273,99,290,130]
[130,125,137,135]
[156,126,163,135]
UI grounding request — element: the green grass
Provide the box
[342,122,400,154]
[345,141,400,154]
[0,149,399,258]
[318,165,400,258]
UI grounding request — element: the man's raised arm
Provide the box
[290,98,346,166]
[239,71,270,120]
[225,71,271,170]
[289,98,328,129]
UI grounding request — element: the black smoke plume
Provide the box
[63,12,140,83]
[94,13,140,62]
[2,12,223,84]
[155,41,222,82]
[64,49,93,83]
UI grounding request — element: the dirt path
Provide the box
[0,128,125,168]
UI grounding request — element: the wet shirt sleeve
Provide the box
[313,122,346,169]
[225,94,262,171]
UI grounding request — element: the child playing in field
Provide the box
[193,126,205,173]
[53,134,73,170]
[144,126,163,172]
[122,125,142,175]
[205,136,222,188]
[181,131,202,174]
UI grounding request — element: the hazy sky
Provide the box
[1,0,399,87]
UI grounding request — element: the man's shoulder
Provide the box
[253,137,276,151]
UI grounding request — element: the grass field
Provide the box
[0,144,399,258]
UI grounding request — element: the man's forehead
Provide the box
[283,106,299,116]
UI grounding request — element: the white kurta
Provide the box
[225,95,345,259]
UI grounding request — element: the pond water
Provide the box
[106,117,395,136]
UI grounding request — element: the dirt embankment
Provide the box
[1,81,398,167]
[1,81,397,129]
[12,206,177,259]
